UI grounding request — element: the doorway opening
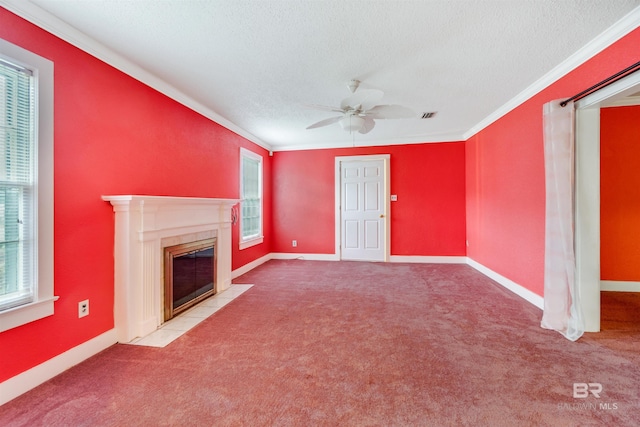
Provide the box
[575,71,640,332]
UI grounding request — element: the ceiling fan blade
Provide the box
[305,104,344,113]
[358,116,376,134]
[365,104,416,119]
[306,115,343,129]
[340,89,384,111]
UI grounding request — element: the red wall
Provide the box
[0,8,272,382]
[3,4,640,388]
[272,143,467,256]
[466,27,640,296]
[601,105,640,281]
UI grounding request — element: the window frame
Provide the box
[0,39,55,332]
[239,147,263,250]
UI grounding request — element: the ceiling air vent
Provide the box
[421,112,436,119]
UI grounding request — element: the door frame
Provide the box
[575,70,640,332]
[335,154,391,261]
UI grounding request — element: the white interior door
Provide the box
[341,159,386,261]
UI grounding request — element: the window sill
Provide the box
[239,236,263,250]
[0,296,59,333]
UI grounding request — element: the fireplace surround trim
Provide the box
[102,195,239,343]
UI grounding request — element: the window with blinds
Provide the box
[240,148,262,244]
[0,58,36,311]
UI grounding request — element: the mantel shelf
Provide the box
[102,195,240,207]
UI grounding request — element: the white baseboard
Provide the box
[0,328,117,406]
[601,280,640,292]
[232,252,341,280]
[232,253,272,279]
[262,254,542,311]
[2,253,545,405]
[466,258,544,310]
[390,255,467,264]
[270,252,340,261]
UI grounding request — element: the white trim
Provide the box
[239,148,264,249]
[334,155,391,262]
[266,254,545,309]
[390,255,467,264]
[0,38,56,332]
[0,0,272,153]
[389,255,545,309]
[577,70,640,109]
[575,107,602,332]
[232,253,272,279]
[102,195,238,342]
[273,135,463,152]
[463,6,640,140]
[0,329,117,405]
[466,258,544,310]
[239,236,264,250]
[601,281,640,292]
[271,252,340,261]
[604,95,640,108]
[0,296,58,333]
[2,253,549,403]
[278,3,639,151]
[2,1,637,153]
[574,70,640,333]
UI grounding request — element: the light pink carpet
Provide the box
[2,260,639,426]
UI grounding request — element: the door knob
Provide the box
[380,214,385,218]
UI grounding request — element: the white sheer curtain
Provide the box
[540,99,584,341]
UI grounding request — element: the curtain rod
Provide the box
[560,60,640,107]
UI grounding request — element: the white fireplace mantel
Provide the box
[102,195,239,343]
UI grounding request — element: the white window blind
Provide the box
[0,58,36,311]
[240,148,262,243]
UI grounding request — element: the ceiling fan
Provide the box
[306,79,416,134]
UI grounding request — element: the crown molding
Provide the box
[273,133,464,152]
[0,0,463,153]
[0,0,273,152]
[3,1,637,151]
[463,5,640,140]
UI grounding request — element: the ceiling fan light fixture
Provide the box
[306,81,412,134]
[340,115,364,132]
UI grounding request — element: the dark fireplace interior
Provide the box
[164,238,217,320]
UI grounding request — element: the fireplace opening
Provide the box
[164,238,217,320]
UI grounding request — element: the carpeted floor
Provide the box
[1,260,639,426]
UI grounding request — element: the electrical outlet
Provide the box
[78,299,89,318]
[292,240,297,247]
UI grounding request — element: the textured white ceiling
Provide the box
[6,0,640,150]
